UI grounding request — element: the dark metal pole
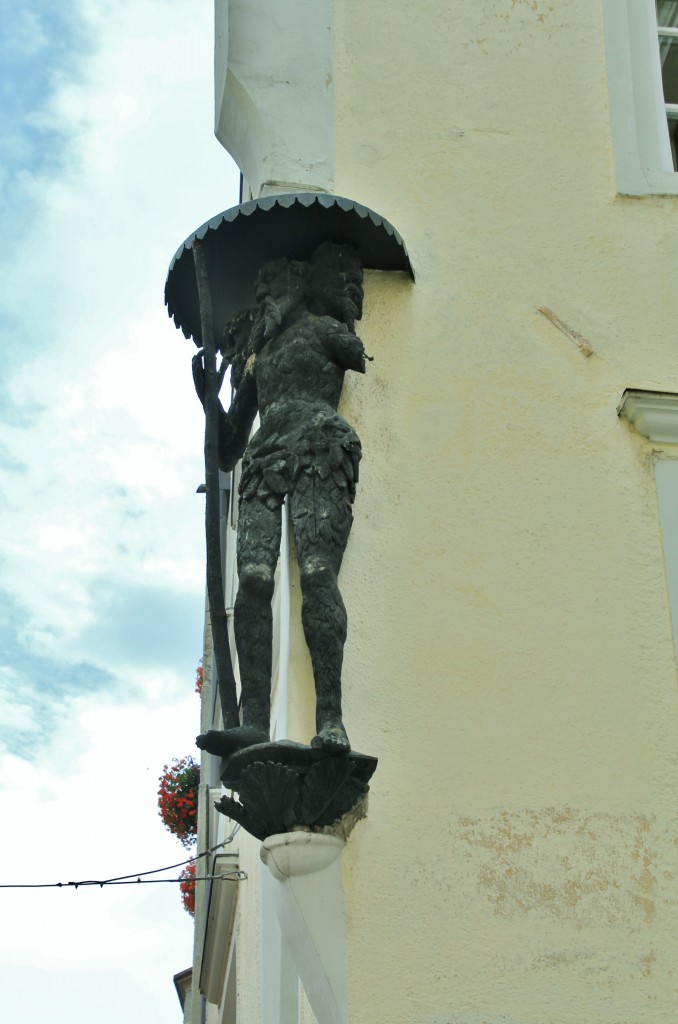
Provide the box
[192,238,239,730]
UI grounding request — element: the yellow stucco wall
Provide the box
[322,1,678,1021]
[206,1,678,1021]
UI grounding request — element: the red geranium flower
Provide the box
[180,859,196,916]
[157,756,200,848]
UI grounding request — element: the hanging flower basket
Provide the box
[157,756,200,848]
[195,659,204,695]
[179,859,196,916]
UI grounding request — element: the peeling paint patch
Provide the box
[510,0,553,19]
[537,306,594,357]
[457,808,656,926]
[428,1015,533,1024]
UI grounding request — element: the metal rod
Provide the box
[192,239,240,731]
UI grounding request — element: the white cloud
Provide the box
[0,0,240,1020]
[3,8,50,58]
[0,688,205,1018]
[0,0,238,672]
[0,668,39,733]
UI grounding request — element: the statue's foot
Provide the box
[196,726,269,758]
[311,720,350,754]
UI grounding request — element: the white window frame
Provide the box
[604,0,678,194]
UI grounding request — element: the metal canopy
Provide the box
[164,192,413,345]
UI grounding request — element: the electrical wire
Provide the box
[0,872,246,888]
[0,823,247,890]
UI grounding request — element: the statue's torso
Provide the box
[239,310,361,503]
[254,311,346,427]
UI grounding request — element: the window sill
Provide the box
[616,167,678,196]
[618,389,678,443]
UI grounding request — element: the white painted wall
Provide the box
[214,0,334,197]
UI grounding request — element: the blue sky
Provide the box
[0,3,92,223]
[0,1,240,1020]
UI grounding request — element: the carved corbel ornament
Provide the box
[215,741,377,843]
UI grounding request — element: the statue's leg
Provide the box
[290,470,353,752]
[233,492,283,739]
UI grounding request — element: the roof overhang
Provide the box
[165,192,413,345]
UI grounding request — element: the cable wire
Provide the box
[0,824,246,890]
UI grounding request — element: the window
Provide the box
[655,459,678,666]
[604,0,678,193]
[618,390,678,665]
[657,2,678,167]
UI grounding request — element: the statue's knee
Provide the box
[237,563,275,600]
[300,562,343,608]
[299,561,330,592]
[300,564,346,642]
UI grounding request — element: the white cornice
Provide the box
[260,832,348,1024]
[618,389,678,443]
[214,0,334,197]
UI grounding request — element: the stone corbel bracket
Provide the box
[215,745,375,1022]
[214,741,377,842]
[261,832,349,1024]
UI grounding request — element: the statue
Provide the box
[193,241,368,759]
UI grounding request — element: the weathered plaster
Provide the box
[208,1,678,1021]
[328,2,678,1021]
[214,0,334,197]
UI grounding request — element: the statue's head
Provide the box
[255,257,307,307]
[308,242,363,330]
[253,257,308,342]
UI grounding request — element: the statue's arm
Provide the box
[192,350,258,471]
[192,349,209,406]
[324,320,368,373]
[217,371,258,471]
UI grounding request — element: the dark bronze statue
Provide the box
[193,242,368,758]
